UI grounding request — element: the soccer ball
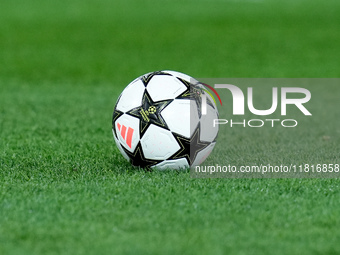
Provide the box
[112,70,219,170]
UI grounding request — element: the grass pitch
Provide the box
[1,0,340,254]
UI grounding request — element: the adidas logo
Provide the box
[117,123,134,148]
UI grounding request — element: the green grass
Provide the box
[1,0,340,254]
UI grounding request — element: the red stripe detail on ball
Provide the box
[126,127,134,148]
[120,125,127,139]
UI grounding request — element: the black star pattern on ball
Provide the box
[112,108,124,137]
[122,143,161,169]
[126,90,173,137]
[175,78,215,118]
[141,71,172,87]
[169,123,210,166]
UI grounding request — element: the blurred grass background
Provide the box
[1,0,339,84]
[0,0,340,254]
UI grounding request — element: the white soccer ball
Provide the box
[112,70,219,170]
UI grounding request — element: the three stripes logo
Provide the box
[117,123,134,148]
